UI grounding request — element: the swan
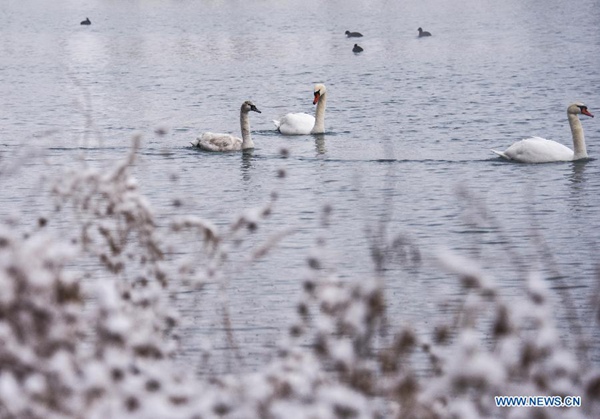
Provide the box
[345,31,363,38]
[81,17,91,25]
[418,27,431,37]
[191,101,261,152]
[273,84,327,135]
[352,44,364,53]
[492,103,594,163]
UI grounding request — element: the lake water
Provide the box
[2,0,600,372]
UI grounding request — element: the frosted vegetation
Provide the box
[0,137,598,418]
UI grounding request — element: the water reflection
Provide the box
[567,159,590,213]
[568,159,589,187]
[241,149,255,182]
[313,134,326,155]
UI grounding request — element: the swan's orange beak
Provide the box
[582,108,594,118]
[313,91,320,105]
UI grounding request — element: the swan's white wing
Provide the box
[194,132,242,152]
[491,149,511,160]
[274,112,316,135]
[494,136,574,163]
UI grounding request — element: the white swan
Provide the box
[191,101,261,151]
[492,103,594,163]
[273,84,327,135]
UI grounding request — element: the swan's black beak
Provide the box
[251,105,261,113]
[313,91,321,105]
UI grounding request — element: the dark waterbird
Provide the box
[352,44,364,53]
[418,27,431,37]
[80,17,91,25]
[345,30,363,38]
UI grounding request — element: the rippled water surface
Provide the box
[2,0,600,371]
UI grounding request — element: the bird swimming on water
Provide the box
[352,44,364,53]
[418,27,431,37]
[273,84,328,135]
[345,30,363,38]
[80,17,91,25]
[191,101,262,152]
[491,102,594,163]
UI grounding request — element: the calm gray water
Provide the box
[2,0,600,371]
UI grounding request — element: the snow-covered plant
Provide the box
[0,139,598,419]
[419,252,600,418]
[0,225,82,418]
[51,135,179,360]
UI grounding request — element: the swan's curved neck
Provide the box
[311,93,327,134]
[568,113,587,159]
[240,110,254,149]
